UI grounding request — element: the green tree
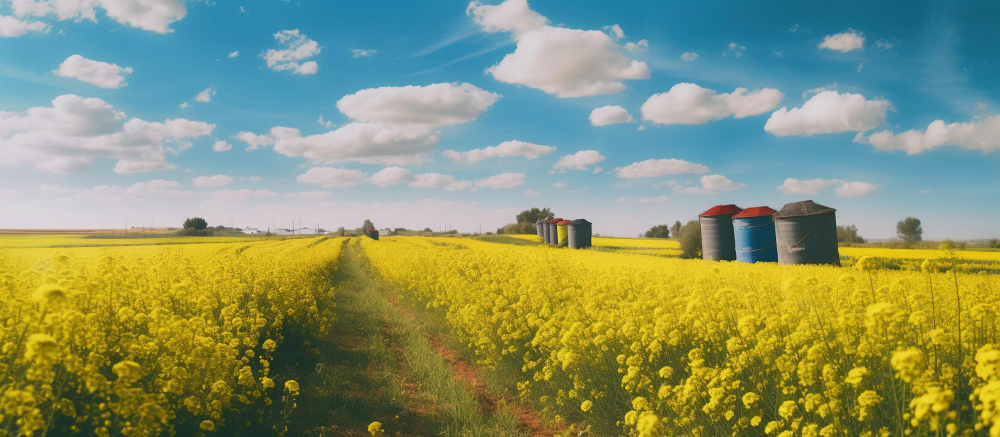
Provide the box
[677,220,702,259]
[183,217,208,230]
[422,227,433,233]
[670,221,682,238]
[837,225,866,244]
[337,227,346,236]
[362,219,375,231]
[644,224,671,238]
[896,217,923,244]
[516,208,554,224]
[989,238,1000,249]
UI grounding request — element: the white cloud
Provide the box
[700,174,745,191]
[680,52,698,62]
[835,181,878,197]
[592,166,603,174]
[296,167,369,188]
[777,177,877,197]
[192,174,233,187]
[802,83,838,100]
[552,150,605,170]
[0,94,213,174]
[819,29,864,52]
[194,87,215,103]
[351,48,376,58]
[920,189,930,195]
[126,179,190,196]
[212,140,231,152]
[777,178,843,195]
[317,115,334,128]
[285,191,330,200]
[235,131,274,151]
[615,158,709,178]
[336,82,500,128]
[589,105,633,126]
[468,0,649,98]
[771,50,784,58]
[228,50,239,58]
[641,83,784,125]
[875,39,895,50]
[522,189,539,196]
[856,61,865,73]
[553,182,566,188]
[0,14,49,37]
[53,55,132,89]
[369,166,414,186]
[637,195,669,203]
[788,24,800,33]
[624,39,648,52]
[724,42,746,57]
[212,189,276,202]
[262,29,320,75]
[410,172,455,189]
[764,90,890,136]
[856,114,1000,155]
[9,0,186,33]
[179,102,190,109]
[602,24,624,41]
[443,140,554,163]
[474,172,524,189]
[263,123,437,165]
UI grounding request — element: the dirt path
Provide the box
[288,239,536,437]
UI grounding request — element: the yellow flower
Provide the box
[263,339,277,352]
[367,421,385,437]
[25,333,58,362]
[580,400,593,412]
[284,379,300,395]
[112,360,142,384]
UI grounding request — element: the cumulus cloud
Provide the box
[700,174,745,191]
[624,39,648,52]
[641,83,784,125]
[228,50,239,58]
[262,29,320,75]
[614,158,709,178]
[474,172,524,189]
[235,131,274,151]
[443,140,554,163]
[368,166,414,186]
[53,55,132,89]
[0,14,49,37]
[680,52,698,62]
[602,24,624,41]
[468,0,649,98]
[194,87,215,103]
[351,48,376,58]
[724,42,746,57]
[0,94,213,174]
[192,174,233,187]
[296,167,369,188]
[212,140,231,151]
[552,150,605,171]
[9,0,186,33]
[819,29,864,52]
[855,114,1000,154]
[764,90,890,136]
[589,105,633,126]
[317,115,334,128]
[336,83,500,128]
[777,177,878,197]
[125,179,190,196]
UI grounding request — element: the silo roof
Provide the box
[733,206,776,219]
[545,218,563,224]
[570,219,591,225]
[556,220,571,225]
[774,200,835,218]
[699,204,743,217]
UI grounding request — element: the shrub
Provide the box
[677,220,702,259]
[644,224,670,238]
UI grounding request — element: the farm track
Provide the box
[291,239,531,436]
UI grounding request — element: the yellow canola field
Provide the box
[0,236,343,436]
[504,235,681,257]
[0,234,271,249]
[362,236,1000,437]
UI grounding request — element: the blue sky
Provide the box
[1,0,998,238]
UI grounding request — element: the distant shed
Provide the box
[700,204,742,261]
[774,200,840,265]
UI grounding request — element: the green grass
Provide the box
[287,239,526,436]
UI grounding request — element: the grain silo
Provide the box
[542,219,552,243]
[732,206,778,263]
[556,220,571,247]
[535,220,545,239]
[774,200,840,265]
[699,204,742,261]
[567,219,592,249]
[545,218,562,244]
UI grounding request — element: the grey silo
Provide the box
[535,220,545,238]
[774,200,840,265]
[546,218,562,245]
[699,204,742,261]
[567,219,592,249]
[542,221,551,243]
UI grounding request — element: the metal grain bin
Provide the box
[774,200,840,266]
[732,206,778,263]
[546,218,562,244]
[699,204,742,261]
[535,220,545,239]
[567,219,592,249]
[542,219,553,244]
[556,220,571,247]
